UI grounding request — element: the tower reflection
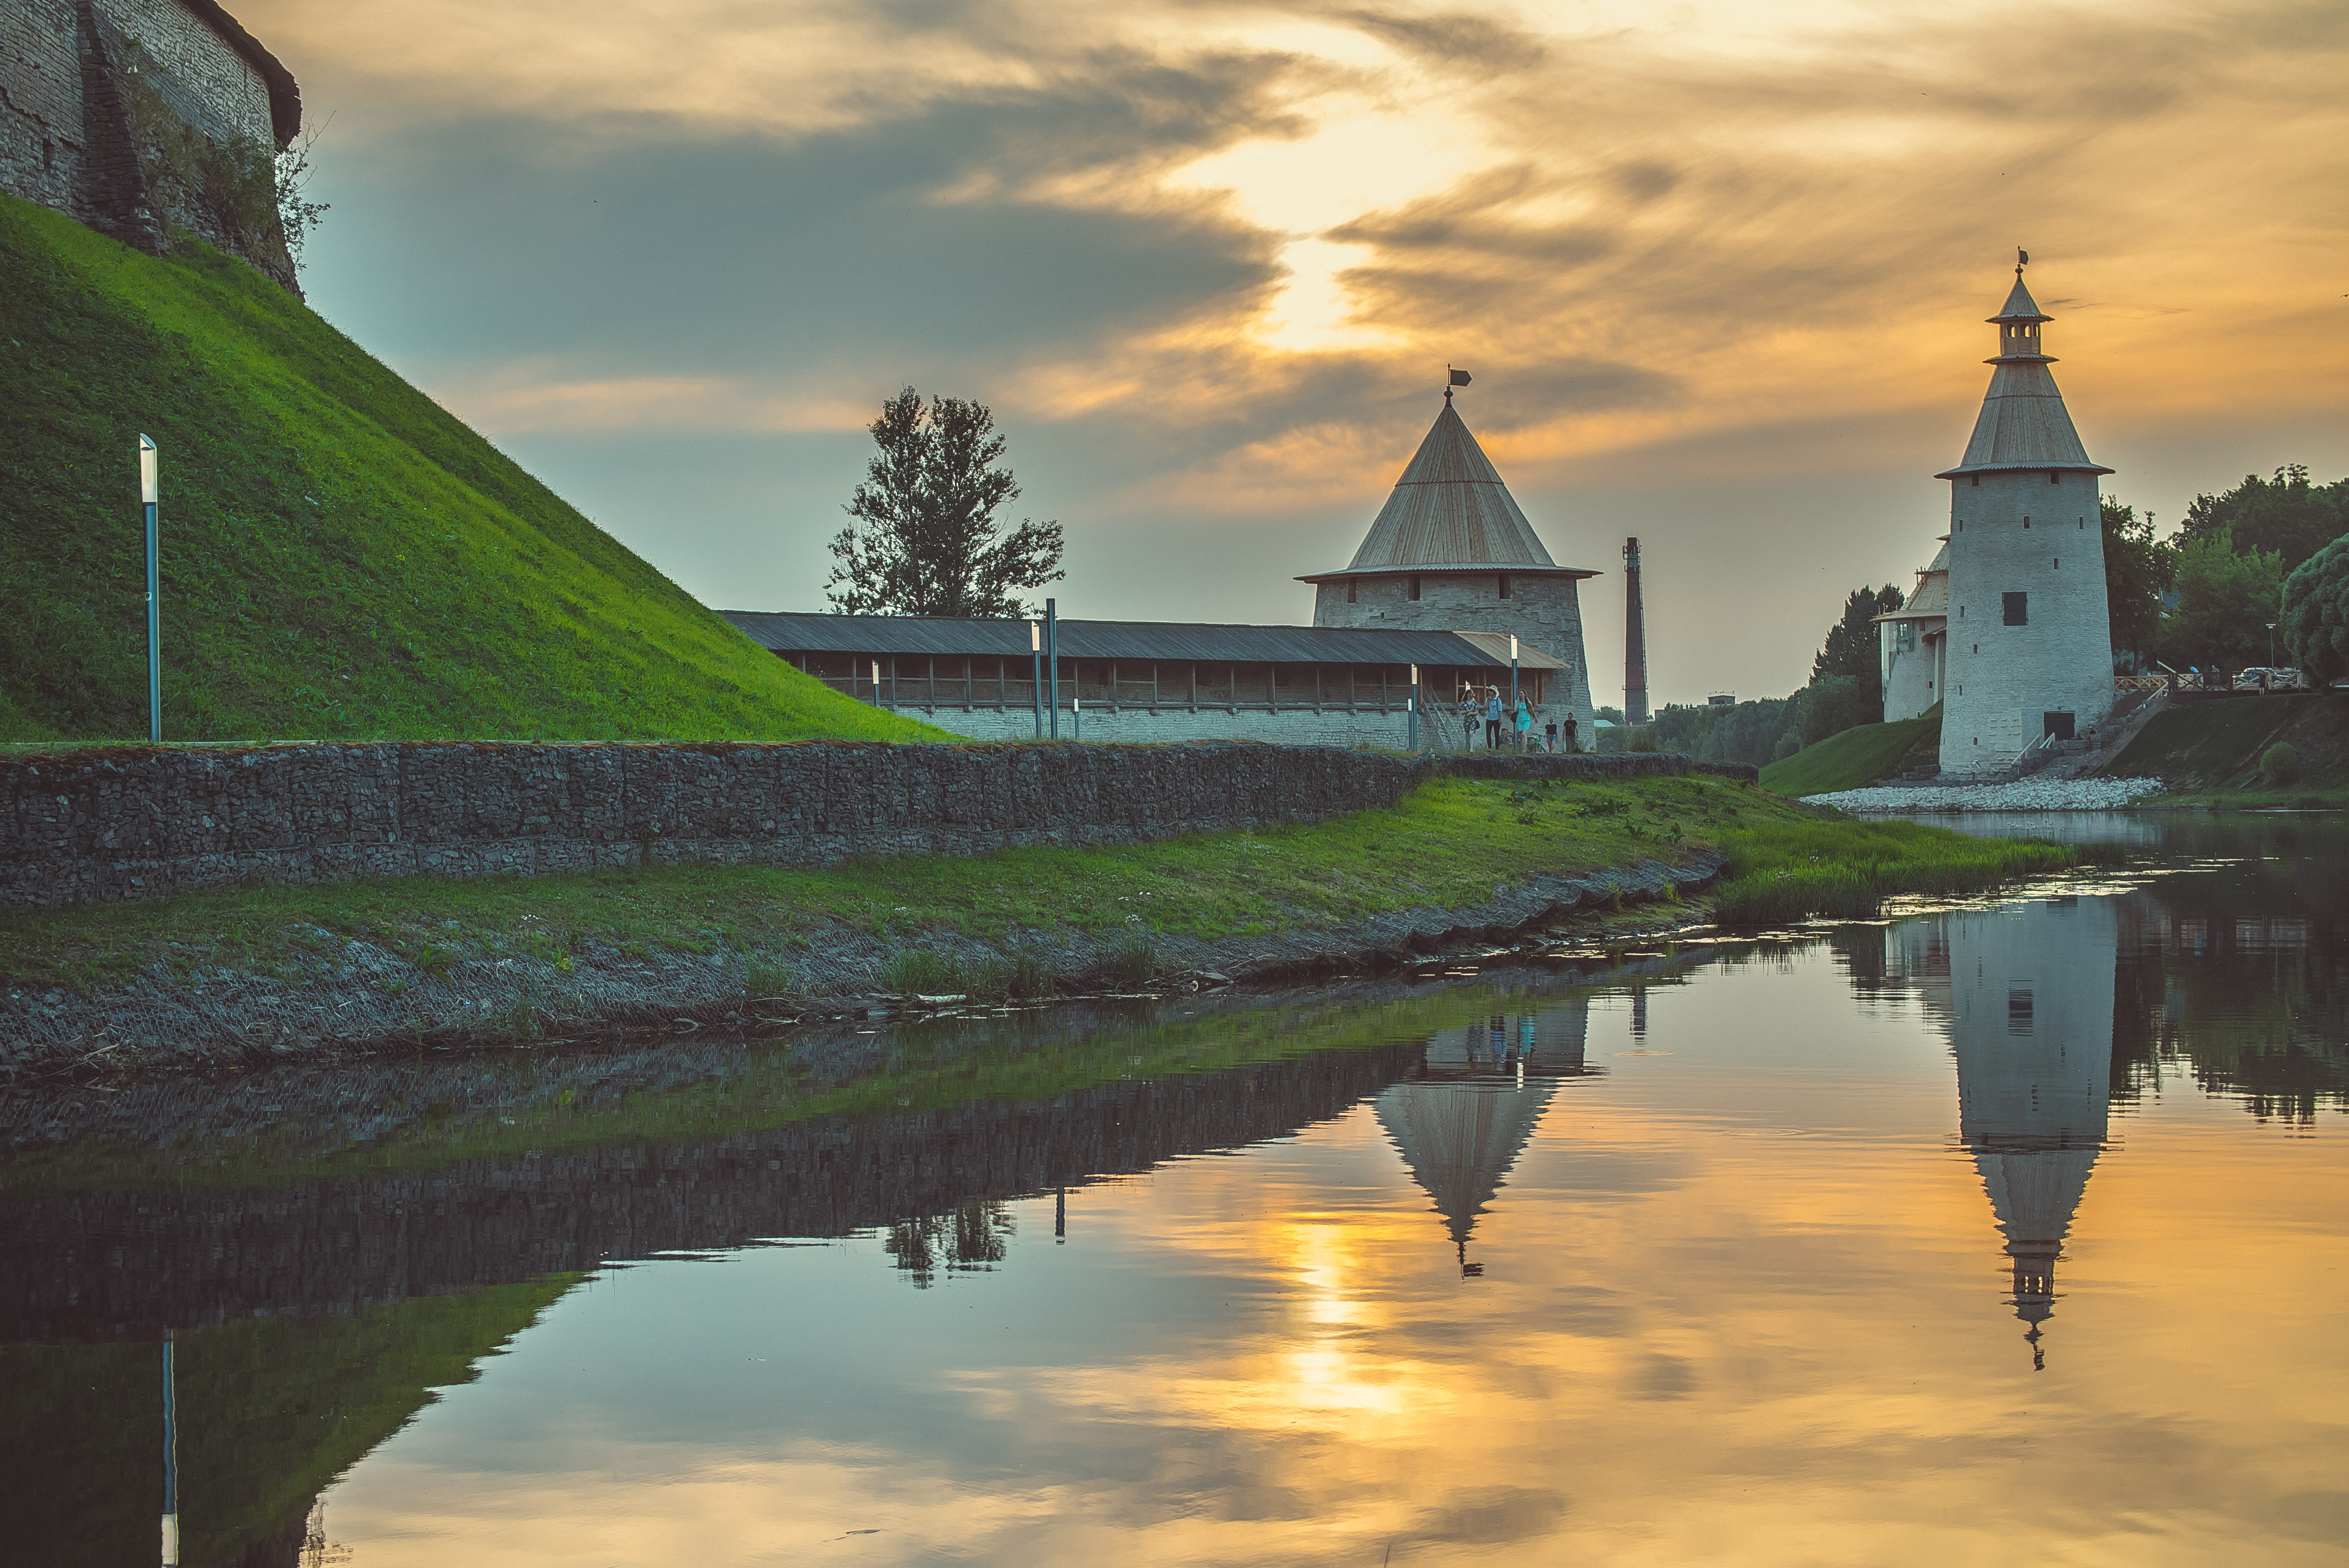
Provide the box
[1376,997,1602,1276]
[1887,898,2116,1367]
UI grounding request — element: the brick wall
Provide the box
[1,0,292,280]
[0,740,1753,911]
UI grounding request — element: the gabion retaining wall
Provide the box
[2,740,1753,912]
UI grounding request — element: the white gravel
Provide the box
[1802,776,2166,813]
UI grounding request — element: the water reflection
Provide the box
[1876,899,2116,1367]
[1378,999,1596,1274]
[4,818,2348,1564]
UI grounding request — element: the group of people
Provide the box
[1455,688,1578,752]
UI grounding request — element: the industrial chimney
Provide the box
[1623,537,1649,726]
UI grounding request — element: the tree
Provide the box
[2177,465,2349,576]
[1811,584,1904,712]
[2161,528,2285,670]
[827,387,1064,617]
[2100,499,2176,670]
[2281,533,2349,684]
[1787,674,1875,750]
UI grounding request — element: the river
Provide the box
[3,811,2344,1566]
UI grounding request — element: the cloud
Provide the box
[258,0,2349,697]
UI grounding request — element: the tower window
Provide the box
[2003,592,2028,625]
[1408,576,1421,601]
[1497,574,1511,599]
[1971,476,1980,487]
[2049,470,2060,484]
[2023,516,2031,529]
[1347,580,1357,604]
[2053,558,2059,569]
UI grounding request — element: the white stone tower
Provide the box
[1300,390,1599,732]
[1936,262,2115,775]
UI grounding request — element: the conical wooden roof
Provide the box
[1936,274,2112,479]
[1334,403,1569,574]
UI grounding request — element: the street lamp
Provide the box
[2267,622,2278,669]
[1029,619,1043,738]
[139,434,161,742]
[1408,663,1419,752]
[1509,635,1520,752]
[1045,598,1060,739]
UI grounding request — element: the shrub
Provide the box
[877,948,963,996]
[2262,743,2301,785]
[1100,928,1158,987]
[744,954,795,999]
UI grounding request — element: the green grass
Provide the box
[0,194,941,744]
[1,774,1789,992]
[0,773,2114,996]
[2106,693,2349,795]
[1759,708,1941,796]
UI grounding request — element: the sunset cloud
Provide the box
[249,0,2349,696]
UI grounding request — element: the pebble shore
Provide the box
[1803,777,2165,813]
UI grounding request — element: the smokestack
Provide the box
[1623,536,1649,726]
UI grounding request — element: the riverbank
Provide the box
[0,774,2116,1077]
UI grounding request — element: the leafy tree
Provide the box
[2099,498,2176,670]
[1787,674,1875,750]
[827,387,1064,617]
[1638,698,1792,768]
[1811,584,1904,712]
[2177,465,2349,576]
[2161,529,2285,670]
[2281,533,2349,684]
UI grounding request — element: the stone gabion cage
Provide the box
[2,741,1753,912]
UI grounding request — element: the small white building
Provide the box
[1922,266,2116,774]
[1876,540,1949,721]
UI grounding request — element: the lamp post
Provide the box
[1408,663,1419,752]
[1072,693,1081,742]
[2267,622,2278,669]
[1509,635,1520,753]
[1045,598,1060,739]
[1030,619,1043,737]
[872,659,882,709]
[140,434,161,742]
[160,1334,178,1567]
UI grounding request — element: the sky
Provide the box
[242,0,2349,705]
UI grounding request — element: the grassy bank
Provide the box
[1759,709,1940,796]
[2105,693,2349,803]
[0,195,936,745]
[0,775,2113,998]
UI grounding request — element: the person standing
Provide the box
[1484,689,1504,749]
[1544,719,1558,753]
[1458,692,1480,750]
[1514,698,1533,752]
[1563,712,1580,753]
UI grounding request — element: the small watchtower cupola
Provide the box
[1989,249,2053,363]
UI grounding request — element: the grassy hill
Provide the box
[0,195,938,743]
[1759,709,1941,796]
[2104,694,2349,796]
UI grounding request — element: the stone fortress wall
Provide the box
[1,739,1752,912]
[1312,572,1597,746]
[0,0,301,285]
